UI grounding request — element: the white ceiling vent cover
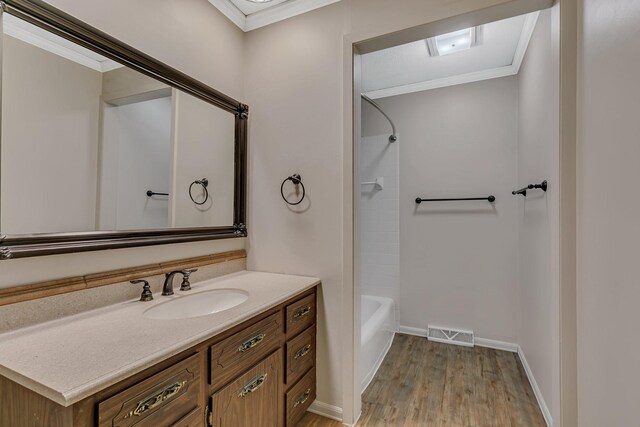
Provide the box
[427,325,474,347]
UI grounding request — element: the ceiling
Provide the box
[228,0,289,15]
[208,0,340,32]
[362,12,540,99]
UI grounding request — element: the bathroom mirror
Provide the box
[0,0,247,259]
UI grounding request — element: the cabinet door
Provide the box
[210,350,281,427]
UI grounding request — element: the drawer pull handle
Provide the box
[294,344,312,360]
[293,306,312,319]
[294,388,312,408]
[238,333,266,353]
[238,373,268,397]
[124,380,187,418]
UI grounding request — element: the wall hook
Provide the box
[512,180,548,197]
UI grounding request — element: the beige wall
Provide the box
[578,0,640,425]
[243,0,540,414]
[362,77,520,344]
[171,90,235,228]
[516,6,560,424]
[1,36,102,235]
[0,0,246,288]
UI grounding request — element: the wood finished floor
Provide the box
[297,334,546,427]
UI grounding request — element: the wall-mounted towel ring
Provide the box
[189,178,209,205]
[281,174,306,206]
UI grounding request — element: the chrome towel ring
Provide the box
[281,174,306,206]
[189,178,209,205]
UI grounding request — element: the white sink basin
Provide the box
[143,289,249,320]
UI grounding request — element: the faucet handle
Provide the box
[180,269,198,291]
[131,280,153,302]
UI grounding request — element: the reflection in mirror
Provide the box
[0,13,235,235]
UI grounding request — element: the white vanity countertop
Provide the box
[0,270,320,407]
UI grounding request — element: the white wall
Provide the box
[1,35,102,234]
[99,96,172,230]
[0,0,246,288]
[363,77,520,343]
[578,0,640,425]
[359,134,399,313]
[516,6,560,425]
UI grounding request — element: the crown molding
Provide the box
[245,0,340,31]
[513,11,540,73]
[207,0,246,30]
[364,11,540,100]
[364,65,519,99]
[3,13,121,72]
[208,0,340,32]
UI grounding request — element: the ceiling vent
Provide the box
[426,27,482,57]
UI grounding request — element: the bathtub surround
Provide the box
[359,134,400,324]
[362,76,520,344]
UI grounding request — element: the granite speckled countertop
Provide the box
[0,270,319,407]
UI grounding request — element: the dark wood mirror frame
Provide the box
[0,0,248,260]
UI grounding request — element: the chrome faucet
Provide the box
[162,269,197,296]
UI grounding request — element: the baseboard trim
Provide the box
[475,338,518,353]
[308,400,343,423]
[399,326,518,353]
[398,325,427,337]
[517,346,553,427]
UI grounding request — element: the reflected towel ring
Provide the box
[281,174,306,206]
[189,178,209,205]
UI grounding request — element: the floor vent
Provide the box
[427,325,474,347]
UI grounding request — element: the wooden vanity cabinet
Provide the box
[0,286,317,427]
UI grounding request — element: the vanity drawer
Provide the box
[286,367,316,426]
[285,293,316,338]
[209,312,281,390]
[286,326,315,386]
[98,353,200,427]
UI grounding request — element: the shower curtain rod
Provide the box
[361,94,398,143]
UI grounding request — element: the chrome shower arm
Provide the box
[361,94,398,142]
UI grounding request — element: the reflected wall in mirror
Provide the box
[1,13,235,234]
[0,0,247,259]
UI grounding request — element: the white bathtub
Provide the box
[360,295,396,393]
